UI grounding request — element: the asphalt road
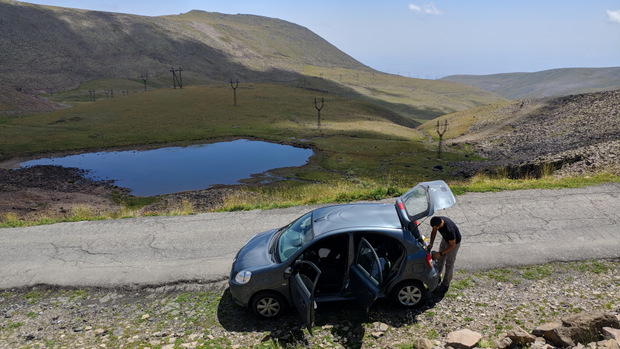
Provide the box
[1,183,619,290]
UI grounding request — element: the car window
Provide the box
[277,212,314,261]
[354,233,405,284]
[356,243,381,286]
[401,186,429,219]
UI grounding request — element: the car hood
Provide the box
[232,228,278,272]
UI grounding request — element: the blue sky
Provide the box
[24,0,620,78]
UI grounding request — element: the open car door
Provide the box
[349,238,382,313]
[289,261,321,334]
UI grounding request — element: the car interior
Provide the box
[296,232,405,297]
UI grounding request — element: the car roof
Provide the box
[311,203,402,236]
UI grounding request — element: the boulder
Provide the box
[413,338,434,349]
[547,312,620,347]
[506,326,536,345]
[446,329,482,349]
[603,327,620,341]
[532,322,561,338]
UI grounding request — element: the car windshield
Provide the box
[276,212,314,262]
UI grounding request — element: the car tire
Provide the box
[251,291,286,319]
[391,280,428,308]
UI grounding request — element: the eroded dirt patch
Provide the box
[0,166,126,221]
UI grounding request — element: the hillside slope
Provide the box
[0,0,505,121]
[422,89,620,177]
[0,0,367,92]
[442,67,620,99]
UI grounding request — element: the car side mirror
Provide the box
[283,267,293,279]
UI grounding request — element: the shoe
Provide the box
[435,284,449,294]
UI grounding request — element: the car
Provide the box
[229,180,456,331]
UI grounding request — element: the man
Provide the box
[428,216,461,293]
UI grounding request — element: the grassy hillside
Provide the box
[442,67,620,99]
[0,0,505,122]
[1,84,471,187]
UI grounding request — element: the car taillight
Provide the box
[426,252,434,268]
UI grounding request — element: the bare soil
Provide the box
[0,166,126,221]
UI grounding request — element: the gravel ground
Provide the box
[1,259,618,348]
[449,90,620,178]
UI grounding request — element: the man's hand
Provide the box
[432,251,441,259]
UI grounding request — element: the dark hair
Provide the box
[430,217,442,227]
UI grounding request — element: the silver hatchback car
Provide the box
[229,180,455,330]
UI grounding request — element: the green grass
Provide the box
[1,171,618,228]
[0,83,424,159]
[448,172,620,196]
[0,82,618,227]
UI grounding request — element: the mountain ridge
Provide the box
[442,67,620,99]
[0,0,506,122]
[0,1,370,93]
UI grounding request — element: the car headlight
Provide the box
[234,270,252,284]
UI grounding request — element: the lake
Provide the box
[19,139,314,196]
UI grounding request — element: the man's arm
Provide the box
[432,239,456,259]
[428,227,438,251]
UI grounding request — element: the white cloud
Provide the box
[409,4,422,12]
[409,3,443,16]
[608,9,620,24]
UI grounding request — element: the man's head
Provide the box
[430,217,443,228]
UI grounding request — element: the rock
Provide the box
[532,322,561,338]
[494,336,512,349]
[446,329,482,349]
[413,338,434,349]
[599,339,620,349]
[547,312,620,347]
[506,326,536,345]
[604,327,620,341]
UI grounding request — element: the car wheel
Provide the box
[251,292,286,319]
[391,280,428,308]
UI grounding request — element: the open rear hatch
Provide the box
[396,180,456,226]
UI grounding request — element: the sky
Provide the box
[22,0,620,78]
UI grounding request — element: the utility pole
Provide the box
[230,78,239,106]
[140,74,148,91]
[314,97,324,127]
[436,119,448,159]
[170,67,183,89]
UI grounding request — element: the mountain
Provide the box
[441,67,620,99]
[0,0,369,92]
[0,0,505,122]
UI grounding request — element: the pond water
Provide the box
[20,139,313,196]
